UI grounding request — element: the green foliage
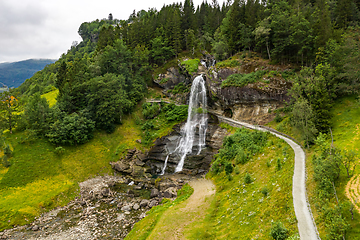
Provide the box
[270,221,289,240]
[46,112,95,145]
[221,70,266,88]
[168,82,190,94]
[212,128,268,175]
[163,104,188,122]
[244,172,253,184]
[181,59,200,74]
[24,93,51,134]
[142,103,160,119]
[54,146,65,155]
[215,59,240,68]
[261,186,269,197]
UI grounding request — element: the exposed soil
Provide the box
[147,178,215,240]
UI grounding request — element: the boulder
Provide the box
[111,161,131,173]
[133,203,140,210]
[140,199,150,208]
[149,200,158,208]
[150,189,159,198]
[121,205,132,212]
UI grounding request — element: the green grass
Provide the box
[41,89,59,107]
[0,88,188,231]
[188,132,298,239]
[125,184,194,240]
[221,70,267,88]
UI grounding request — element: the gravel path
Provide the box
[213,113,319,240]
[147,178,215,240]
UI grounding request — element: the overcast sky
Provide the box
[0,0,227,63]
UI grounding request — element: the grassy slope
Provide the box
[191,133,297,240]
[126,127,298,239]
[0,88,181,231]
[267,96,360,239]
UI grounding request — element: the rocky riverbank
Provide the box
[0,174,198,240]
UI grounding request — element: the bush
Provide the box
[181,59,200,74]
[46,112,95,145]
[244,173,253,184]
[270,222,289,240]
[2,155,11,168]
[261,186,269,197]
[54,146,65,155]
[142,103,160,119]
[274,113,283,123]
[235,148,248,164]
[164,104,188,122]
[225,162,234,175]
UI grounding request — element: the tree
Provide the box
[253,17,271,60]
[0,90,20,133]
[342,150,357,178]
[292,98,317,148]
[24,93,51,134]
[46,111,95,145]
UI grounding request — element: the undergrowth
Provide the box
[221,70,267,88]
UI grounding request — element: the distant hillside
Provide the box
[0,59,56,88]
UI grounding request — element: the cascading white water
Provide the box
[174,75,208,173]
[161,155,169,175]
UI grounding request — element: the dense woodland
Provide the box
[1,0,360,238]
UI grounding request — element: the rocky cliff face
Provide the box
[154,53,292,125]
[110,113,227,176]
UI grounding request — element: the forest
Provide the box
[1,0,360,239]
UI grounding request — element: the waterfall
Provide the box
[174,75,208,173]
[161,155,169,175]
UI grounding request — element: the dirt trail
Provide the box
[147,178,215,240]
[346,174,360,213]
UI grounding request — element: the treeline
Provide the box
[2,0,360,146]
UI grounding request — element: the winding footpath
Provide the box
[147,99,319,239]
[213,113,320,240]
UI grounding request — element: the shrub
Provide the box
[142,103,160,119]
[164,104,188,122]
[225,162,234,175]
[235,148,248,164]
[274,113,283,123]
[2,155,11,168]
[46,112,95,145]
[181,59,200,74]
[270,222,289,240]
[54,146,65,155]
[168,82,190,94]
[261,186,269,197]
[142,121,155,130]
[244,172,253,184]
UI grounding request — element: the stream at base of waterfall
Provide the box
[161,75,208,174]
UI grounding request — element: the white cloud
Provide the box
[0,0,227,63]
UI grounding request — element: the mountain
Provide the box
[0,59,56,88]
